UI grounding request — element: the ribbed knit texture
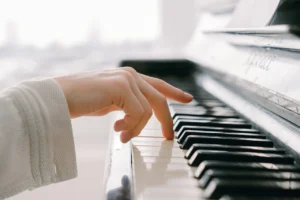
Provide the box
[0,78,77,199]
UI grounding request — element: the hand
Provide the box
[54,67,193,143]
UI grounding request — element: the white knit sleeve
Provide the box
[0,78,77,199]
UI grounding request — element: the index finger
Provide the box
[140,74,193,103]
[138,78,174,140]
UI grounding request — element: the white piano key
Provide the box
[139,130,164,137]
[134,145,182,152]
[135,173,197,187]
[132,137,180,148]
[132,116,203,200]
[134,156,188,164]
[132,149,184,158]
[142,188,205,200]
[133,145,184,160]
[133,158,201,199]
[132,137,168,142]
[133,162,196,179]
[134,162,192,171]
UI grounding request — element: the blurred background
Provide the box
[0,0,238,199]
[0,0,240,90]
[0,0,160,89]
[0,0,197,89]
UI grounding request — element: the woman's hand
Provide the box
[54,67,193,143]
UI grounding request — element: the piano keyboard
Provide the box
[131,83,300,200]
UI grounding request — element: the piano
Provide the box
[104,0,300,199]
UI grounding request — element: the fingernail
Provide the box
[184,92,193,99]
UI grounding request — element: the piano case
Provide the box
[104,1,300,199]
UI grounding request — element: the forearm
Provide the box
[0,78,77,199]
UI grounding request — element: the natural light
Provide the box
[0,0,160,47]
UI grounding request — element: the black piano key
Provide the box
[173,115,245,124]
[170,104,205,109]
[205,179,300,199]
[200,169,300,189]
[198,100,226,107]
[210,111,238,118]
[181,135,273,150]
[195,161,300,179]
[172,111,239,119]
[174,119,251,132]
[176,126,260,139]
[185,144,285,159]
[170,106,208,118]
[178,130,265,144]
[173,116,216,123]
[170,106,239,119]
[210,106,234,111]
[197,94,217,100]
[188,150,294,166]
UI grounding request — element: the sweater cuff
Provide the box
[6,78,77,187]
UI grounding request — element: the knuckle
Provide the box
[157,94,167,105]
[145,107,153,119]
[123,116,133,129]
[115,76,130,88]
[136,106,144,119]
[143,103,153,118]
[122,70,134,80]
[123,67,137,76]
[115,75,134,89]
